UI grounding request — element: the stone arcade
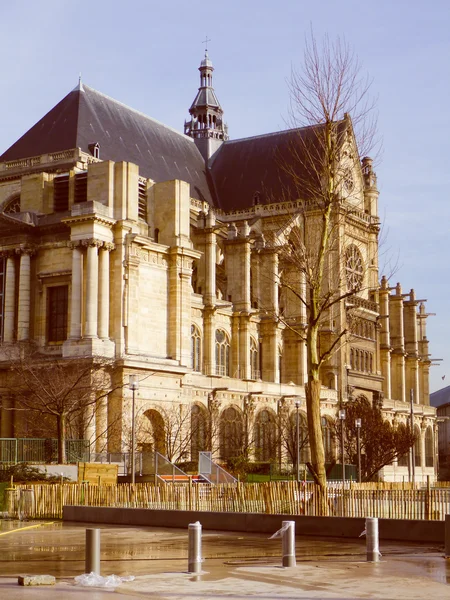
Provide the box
[0,52,436,481]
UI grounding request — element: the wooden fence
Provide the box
[7,481,450,521]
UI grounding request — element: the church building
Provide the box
[0,52,437,480]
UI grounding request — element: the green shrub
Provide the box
[0,463,66,483]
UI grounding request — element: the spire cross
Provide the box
[202,36,211,53]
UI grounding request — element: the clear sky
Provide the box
[1,0,448,393]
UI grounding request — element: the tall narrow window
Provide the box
[47,285,68,342]
[138,179,147,221]
[191,325,202,372]
[53,175,69,212]
[321,417,333,462]
[74,172,87,204]
[425,427,434,467]
[215,329,230,376]
[250,337,259,379]
[414,425,421,467]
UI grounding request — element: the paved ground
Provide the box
[0,520,449,599]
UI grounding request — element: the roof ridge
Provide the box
[225,120,344,145]
[81,84,195,144]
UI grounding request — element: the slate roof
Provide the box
[209,121,347,212]
[0,84,215,205]
[0,82,349,213]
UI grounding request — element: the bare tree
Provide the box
[0,344,117,463]
[336,396,415,482]
[268,32,378,511]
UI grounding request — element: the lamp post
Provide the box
[129,374,139,484]
[339,409,346,485]
[295,399,301,482]
[355,418,362,483]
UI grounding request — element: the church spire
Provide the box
[184,48,228,161]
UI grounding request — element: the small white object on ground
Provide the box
[74,572,135,588]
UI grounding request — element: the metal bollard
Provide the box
[366,517,380,562]
[188,521,202,573]
[282,520,296,568]
[445,515,450,558]
[85,528,101,574]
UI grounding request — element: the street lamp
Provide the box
[295,399,301,482]
[129,374,139,484]
[339,409,346,485]
[355,418,362,483]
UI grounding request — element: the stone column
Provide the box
[204,210,216,307]
[4,253,16,342]
[98,243,114,340]
[17,247,33,341]
[389,283,406,403]
[95,396,108,453]
[83,239,101,339]
[379,276,391,400]
[69,242,83,339]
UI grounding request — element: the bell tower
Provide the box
[184,48,228,161]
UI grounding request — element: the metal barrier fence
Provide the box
[0,438,89,464]
[6,480,450,520]
[199,451,237,484]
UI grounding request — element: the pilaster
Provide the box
[16,246,34,341]
[4,252,16,342]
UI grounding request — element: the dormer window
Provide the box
[88,142,100,159]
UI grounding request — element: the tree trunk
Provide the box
[57,413,67,464]
[306,378,328,515]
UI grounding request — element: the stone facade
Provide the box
[0,57,436,482]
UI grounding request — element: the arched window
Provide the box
[191,404,207,460]
[191,325,202,372]
[3,194,20,214]
[425,427,434,467]
[414,425,421,467]
[219,406,243,459]
[254,409,276,461]
[321,417,333,462]
[397,423,409,466]
[250,337,259,379]
[215,329,230,376]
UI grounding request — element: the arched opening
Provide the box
[219,406,243,459]
[191,404,208,460]
[254,409,276,461]
[142,409,166,455]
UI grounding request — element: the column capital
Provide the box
[15,245,36,257]
[82,238,103,249]
[103,242,116,252]
[68,240,82,250]
[0,249,16,259]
